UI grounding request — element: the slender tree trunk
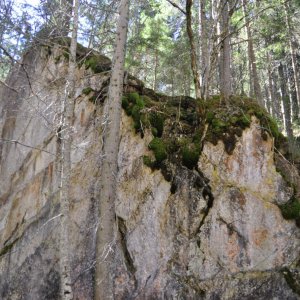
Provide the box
[267,51,279,119]
[153,48,158,92]
[278,62,293,141]
[284,1,300,119]
[287,64,300,120]
[199,0,209,98]
[242,0,262,105]
[186,0,201,99]
[94,0,130,299]
[219,0,231,100]
[59,0,79,299]
[206,0,218,98]
[264,83,271,113]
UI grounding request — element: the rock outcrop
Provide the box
[0,43,299,299]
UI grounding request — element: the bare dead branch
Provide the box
[165,0,186,15]
[0,138,57,156]
[0,79,18,93]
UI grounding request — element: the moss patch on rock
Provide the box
[82,87,94,95]
[84,55,111,73]
[203,95,286,154]
[182,143,201,169]
[148,138,167,164]
[122,92,148,134]
[46,37,111,73]
[281,267,300,296]
[279,196,300,223]
[0,238,19,257]
[121,91,290,182]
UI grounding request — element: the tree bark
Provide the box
[284,1,300,119]
[186,0,201,99]
[94,0,130,299]
[287,63,300,120]
[153,48,158,92]
[219,0,231,100]
[278,62,293,142]
[59,0,79,299]
[242,0,263,105]
[199,0,209,98]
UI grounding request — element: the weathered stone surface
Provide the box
[0,44,299,299]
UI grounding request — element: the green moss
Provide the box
[279,197,300,220]
[266,116,280,139]
[89,95,98,103]
[127,92,140,104]
[182,143,201,169]
[148,138,167,163]
[122,96,129,111]
[149,113,164,138]
[236,114,251,127]
[143,155,154,168]
[165,138,179,154]
[122,93,147,133]
[206,111,215,123]
[132,105,142,130]
[0,238,19,257]
[202,95,287,155]
[211,118,226,128]
[136,97,145,109]
[84,55,110,73]
[282,267,300,296]
[180,111,197,124]
[82,87,94,95]
[151,127,158,137]
[63,51,69,60]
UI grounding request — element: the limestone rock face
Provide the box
[0,45,299,300]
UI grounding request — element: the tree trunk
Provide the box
[186,0,201,99]
[284,1,300,119]
[94,0,130,299]
[278,62,293,142]
[242,0,263,105]
[59,0,79,299]
[287,63,300,120]
[219,0,231,100]
[264,83,271,114]
[153,48,158,92]
[199,0,209,98]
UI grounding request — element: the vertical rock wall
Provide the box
[0,45,299,299]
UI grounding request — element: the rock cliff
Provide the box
[0,43,299,299]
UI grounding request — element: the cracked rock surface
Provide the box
[0,44,299,299]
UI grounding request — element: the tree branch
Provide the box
[0,80,18,93]
[166,0,186,15]
[0,138,57,156]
